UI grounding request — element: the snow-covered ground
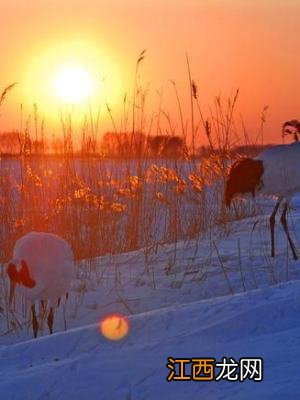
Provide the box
[1,196,300,399]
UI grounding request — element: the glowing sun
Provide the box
[54,66,93,103]
[23,41,122,123]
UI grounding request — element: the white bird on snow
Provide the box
[7,232,74,338]
[225,142,300,260]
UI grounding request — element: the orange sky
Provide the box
[0,0,300,144]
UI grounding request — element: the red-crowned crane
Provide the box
[225,142,300,260]
[7,232,74,338]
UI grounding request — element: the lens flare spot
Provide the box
[100,314,129,341]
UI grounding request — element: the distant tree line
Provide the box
[0,130,45,155]
[0,131,187,158]
[100,132,186,158]
[0,130,271,159]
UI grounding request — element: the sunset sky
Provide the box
[0,0,300,144]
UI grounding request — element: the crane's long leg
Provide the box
[40,300,46,313]
[47,307,54,334]
[280,203,298,260]
[31,304,39,338]
[40,300,47,324]
[270,199,281,257]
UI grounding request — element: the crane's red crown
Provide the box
[7,260,36,288]
[225,158,264,207]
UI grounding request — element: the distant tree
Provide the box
[100,131,146,158]
[0,130,47,156]
[0,131,21,154]
[147,135,168,156]
[147,135,185,158]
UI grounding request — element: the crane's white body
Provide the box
[225,142,300,259]
[11,232,74,305]
[256,142,300,201]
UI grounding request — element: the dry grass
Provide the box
[0,57,264,261]
[0,55,266,336]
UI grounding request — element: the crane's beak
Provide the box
[9,280,16,308]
